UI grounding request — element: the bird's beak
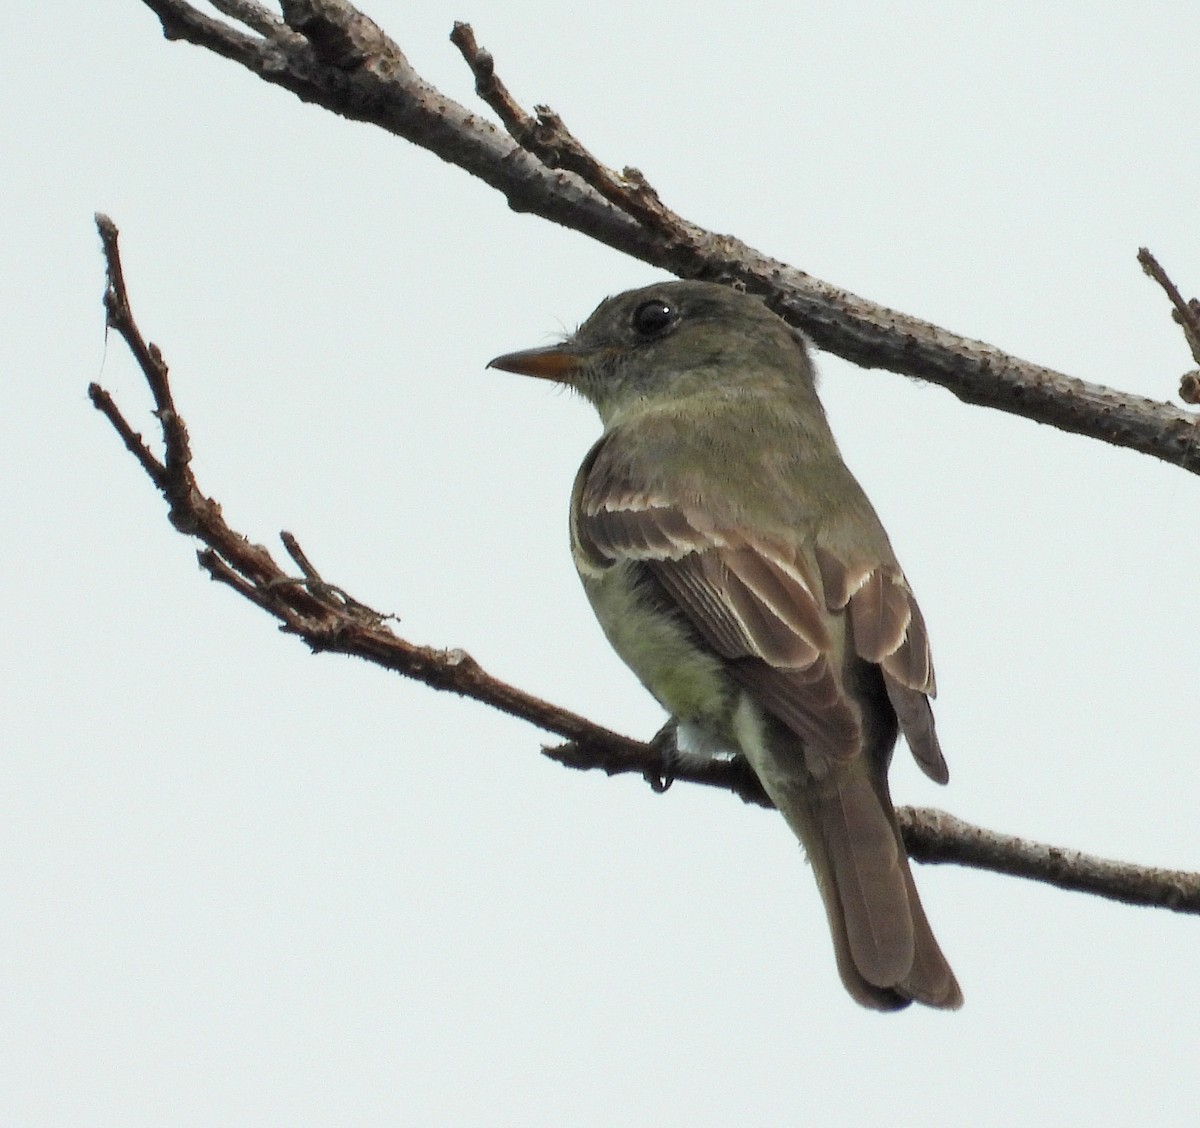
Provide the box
[487,343,585,383]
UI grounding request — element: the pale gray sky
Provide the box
[5,2,1200,1125]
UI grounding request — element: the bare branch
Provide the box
[899,809,1200,912]
[91,215,647,754]
[90,213,1200,916]
[130,0,1200,473]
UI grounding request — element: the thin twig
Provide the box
[280,530,324,583]
[450,23,685,235]
[209,0,301,43]
[1138,247,1200,405]
[87,382,167,487]
[448,23,535,140]
[1138,247,1200,364]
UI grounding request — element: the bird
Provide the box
[488,280,961,1010]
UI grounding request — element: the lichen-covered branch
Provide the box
[133,0,1200,471]
[90,214,1200,916]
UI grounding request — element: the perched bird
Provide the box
[489,281,961,1010]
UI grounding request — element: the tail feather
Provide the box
[820,774,914,986]
[892,826,963,1009]
[768,765,961,1011]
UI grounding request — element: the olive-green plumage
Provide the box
[490,281,960,1010]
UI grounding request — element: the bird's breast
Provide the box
[579,560,737,741]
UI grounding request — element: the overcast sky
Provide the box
[6,2,1200,1125]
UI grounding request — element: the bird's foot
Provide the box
[643,719,679,793]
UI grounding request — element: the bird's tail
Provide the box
[772,763,962,1010]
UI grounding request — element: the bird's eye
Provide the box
[630,299,674,338]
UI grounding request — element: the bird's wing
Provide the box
[814,547,947,783]
[574,440,859,772]
[575,435,946,782]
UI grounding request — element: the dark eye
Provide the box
[630,299,674,337]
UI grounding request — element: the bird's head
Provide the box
[488,280,815,425]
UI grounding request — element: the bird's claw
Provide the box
[643,720,679,793]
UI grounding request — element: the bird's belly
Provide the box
[580,562,736,740]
